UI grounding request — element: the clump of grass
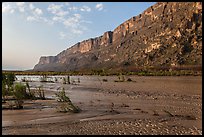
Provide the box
[55,88,80,113]
[62,77,66,84]
[54,77,58,83]
[12,83,27,109]
[102,79,108,82]
[26,82,36,100]
[36,85,45,100]
[63,76,71,84]
[21,77,26,82]
[126,78,132,82]
[67,76,71,84]
[40,75,48,82]
[114,74,126,82]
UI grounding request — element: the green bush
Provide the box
[2,81,6,102]
[2,73,16,94]
[14,83,27,99]
[13,83,27,109]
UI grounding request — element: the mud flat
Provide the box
[2,76,202,135]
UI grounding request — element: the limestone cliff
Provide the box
[34,2,202,72]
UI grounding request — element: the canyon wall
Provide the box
[34,2,202,71]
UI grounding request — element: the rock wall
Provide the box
[33,2,202,71]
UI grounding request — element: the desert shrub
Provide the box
[40,75,47,82]
[36,85,45,100]
[77,78,80,83]
[63,76,71,84]
[13,83,27,109]
[55,88,80,113]
[55,88,70,102]
[127,78,132,82]
[2,73,16,94]
[62,77,66,84]
[114,74,125,82]
[2,81,6,102]
[55,77,58,82]
[6,73,16,86]
[26,82,36,99]
[14,83,27,99]
[67,76,70,84]
[102,79,108,82]
[21,77,26,82]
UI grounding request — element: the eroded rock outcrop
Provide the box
[34,2,202,72]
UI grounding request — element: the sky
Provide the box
[2,2,156,70]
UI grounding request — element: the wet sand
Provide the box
[2,76,202,135]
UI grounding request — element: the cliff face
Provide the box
[34,2,202,72]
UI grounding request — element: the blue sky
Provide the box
[2,2,156,70]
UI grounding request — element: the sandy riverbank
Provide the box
[2,76,202,135]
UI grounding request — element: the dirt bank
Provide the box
[2,76,202,135]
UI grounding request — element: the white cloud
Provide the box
[55,10,69,16]
[2,3,15,14]
[29,3,35,10]
[64,2,70,6]
[16,2,25,7]
[63,14,85,35]
[52,16,65,22]
[16,2,25,12]
[26,15,54,25]
[47,3,69,17]
[74,13,81,19]
[69,6,78,12]
[95,3,103,11]
[42,17,54,25]
[72,29,83,35]
[27,16,37,21]
[63,14,81,27]
[80,5,91,12]
[47,3,63,14]
[81,20,92,24]
[34,8,43,15]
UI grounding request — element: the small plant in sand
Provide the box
[102,79,108,82]
[77,78,80,83]
[62,77,66,84]
[55,88,80,113]
[62,76,70,84]
[126,78,132,82]
[67,76,71,84]
[2,81,7,103]
[26,82,36,100]
[12,83,27,109]
[2,72,16,95]
[21,77,26,82]
[114,74,125,82]
[40,75,47,82]
[54,77,58,83]
[36,85,45,100]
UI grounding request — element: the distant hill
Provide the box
[33,2,202,72]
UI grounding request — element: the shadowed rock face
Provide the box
[33,2,202,72]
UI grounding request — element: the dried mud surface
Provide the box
[2,76,202,135]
